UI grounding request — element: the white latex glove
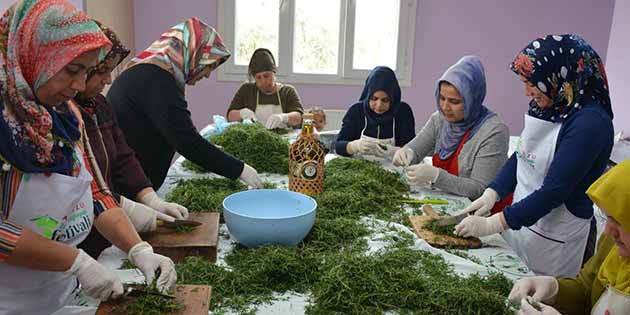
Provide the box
[265,113,289,129]
[239,108,257,121]
[509,276,559,305]
[454,212,506,237]
[239,163,263,188]
[139,191,189,220]
[347,138,375,155]
[405,164,440,186]
[128,242,177,293]
[66,249,123,301]
[374,143,399,158]
[392,147,415,167]
[518,297,561,315]
[120,196,157,232]
[456,188,499,217]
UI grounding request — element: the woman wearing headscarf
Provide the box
[107,18,263,190]
[455,34,614,278]
[507,160,630,315]
[226,48,304,129]
[0,1,176,314]
[392,56,510,200]
[335,66,415,158]
[72,21,188,259]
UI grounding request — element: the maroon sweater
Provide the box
[77,94,152,258]
[80,94,152,200]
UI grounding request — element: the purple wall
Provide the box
[606,0,629,133]
[134,0,614,135]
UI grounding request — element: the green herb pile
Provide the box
[170,157,514,314]
[166,178,246,213]
[181,159,206,173]
[210,123,289,174]
[269,127,293,135]
[176,243,514,314]
[112,283,181,315]
[315,158,408,221]
[308,247,512,315]
[423,219,461,238]
[182,124,289,174]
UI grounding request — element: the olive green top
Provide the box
[228,82,304,115]
[554,234,614,314]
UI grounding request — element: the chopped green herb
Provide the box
[174,225,194,234]
[112,281,181,315]
[171,156,513,314]
[166,178,246,213]
[118,259,135,270]
[269,127,293,135]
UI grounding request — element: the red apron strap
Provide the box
[431,130,472,176]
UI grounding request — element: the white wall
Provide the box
[606,0,630,134]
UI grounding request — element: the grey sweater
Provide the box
[404,111,509,199]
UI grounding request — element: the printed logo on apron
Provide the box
[502,114,590,278]
[0,148,95,315]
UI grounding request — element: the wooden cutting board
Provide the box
[141,212,219,263]
[96,285,211,315]
[408,205,482,249]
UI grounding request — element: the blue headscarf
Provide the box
[360,66,402,126]
[436,55,496,159]
[511,34,612,122]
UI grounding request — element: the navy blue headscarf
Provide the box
[360,66,402,126]
[511,34,612,122]
[436,55,496,159]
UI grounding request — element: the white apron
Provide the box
[502,114,590,278]
[255,84,284,127]
[0,147,95,315]
[356,116,396,161]
[592,286,630,315]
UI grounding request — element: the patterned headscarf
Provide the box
[86,20,130,80]
[436,55,496,159]
[0,0,111,174]
[510,34,612,122]
[126,17,231,91]
[76,20,129,106]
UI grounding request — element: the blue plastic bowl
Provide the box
[222,189,317,248]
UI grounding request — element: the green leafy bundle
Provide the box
[214,123,290,174]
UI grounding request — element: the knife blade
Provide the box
[157,219,203,228]
[434,207,478,227]
[400,198,449,205]
[122,284,176,299]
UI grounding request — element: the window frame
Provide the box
[217,0,417,87]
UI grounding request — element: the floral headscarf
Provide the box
[125,17,230,91]
[511,34,612,122]
[86,20,130,80]
[0,0,111,174]
[75,20,129,107]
